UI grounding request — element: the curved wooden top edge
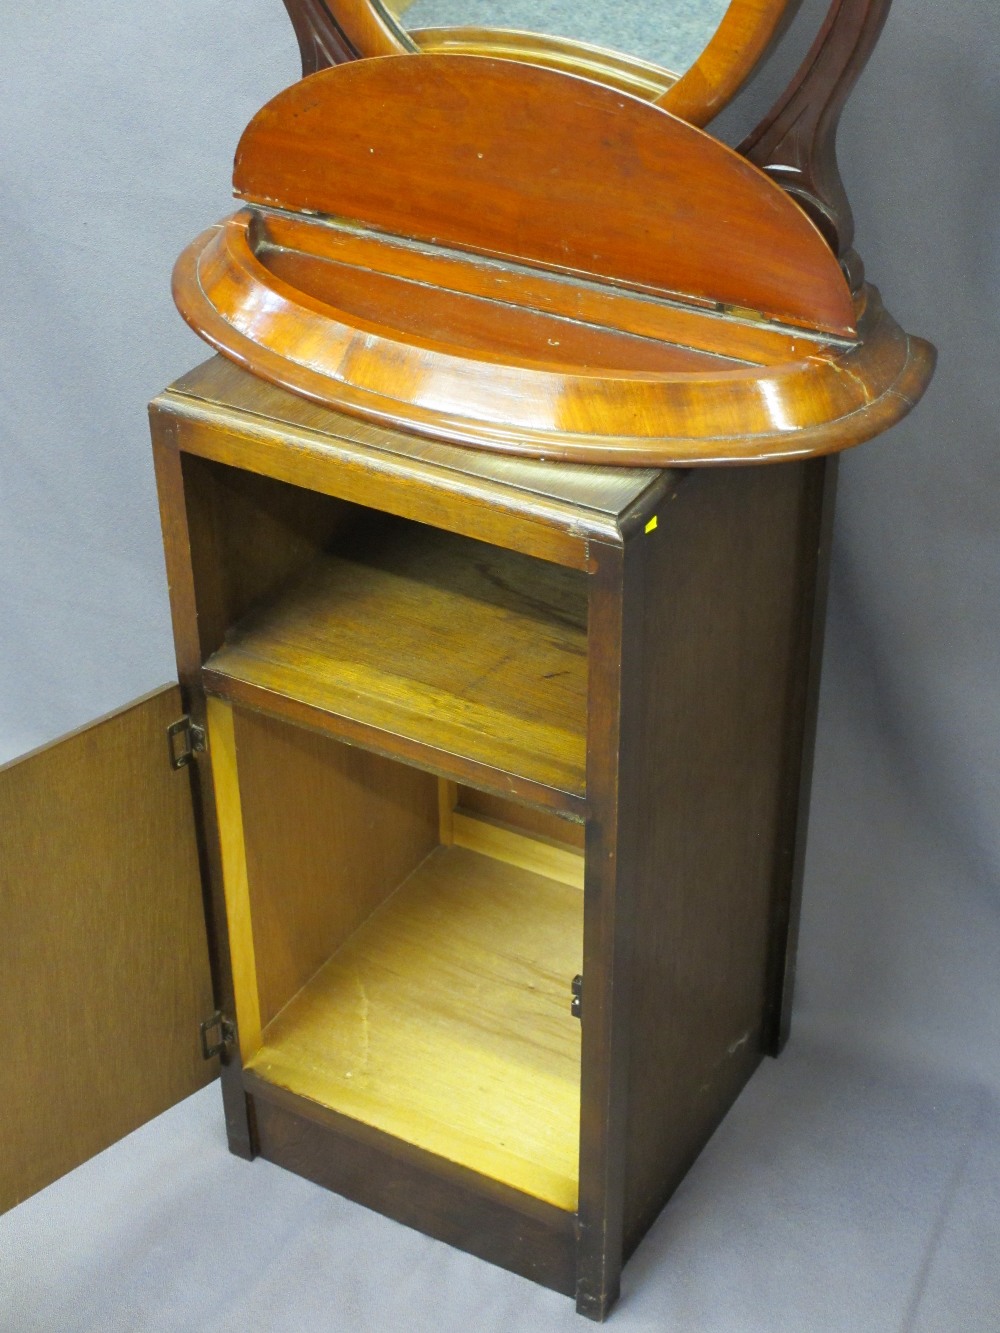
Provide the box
[408,26,678,102]
[173,220,934,468]
[233,55,856,338]
[662,0,804,126]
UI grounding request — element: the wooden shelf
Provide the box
[244,845,584,1210]
[203,522,588,808]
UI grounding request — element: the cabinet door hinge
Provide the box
[199,1010,235,1060]
[167,715,207,769]
[571,974,582,1020]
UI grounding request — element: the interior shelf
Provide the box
[203,521,588,806]
[244,844,584,1211]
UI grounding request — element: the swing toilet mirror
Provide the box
[285,0,803,123]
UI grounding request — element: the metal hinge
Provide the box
[199,1010,235,1060]
[571,974,582,1020]
[167,715,206,769]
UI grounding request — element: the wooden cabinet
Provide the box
[145,353,833,1319]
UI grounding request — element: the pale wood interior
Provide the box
[245,844,583,1210]
[231,708,440,1028]
[206,696,262,1057]
[204,517,588,801]
[224,713,585,1210]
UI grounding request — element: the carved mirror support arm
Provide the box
[739,0,893,292]
[282,0,358,73]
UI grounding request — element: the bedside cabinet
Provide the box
[149,354,833,1319]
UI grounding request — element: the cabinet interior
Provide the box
[187,458,589,1211]
[184,455,589,809]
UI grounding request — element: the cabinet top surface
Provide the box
[159,356,666,523]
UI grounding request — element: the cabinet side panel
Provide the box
[232,709,440,1028]
[622,464,814,1254]
[0,687,215,1213]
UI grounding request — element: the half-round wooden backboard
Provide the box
[174,55,934,464]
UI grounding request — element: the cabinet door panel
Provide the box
[0,685,214,1213]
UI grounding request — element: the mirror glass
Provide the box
[381,0,735,81]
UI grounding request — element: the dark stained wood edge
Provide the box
[762,455,839,1053]
[739,0,894,289]
[154,392,615,570]
[245,1073,578,1296]
[280,0,358,74]
[149,418,256,1160]
[163,356,662,523]
[574,535,646,1321]
[0,683,171,774]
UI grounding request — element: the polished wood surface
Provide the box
[170,55,937,466]
[176,217,932,463]
[253,207,815,365]
[408,25,677,100]
[156,358,657,572]
[659,0,803,124]
[203,520,589,808]
[205,696,262,1059]
[0,687,214,1212]
[245,845,584,1209]
[614,463,824,1257]
[232,57,854,335]
[166,355,661,518]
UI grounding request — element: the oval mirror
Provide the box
[321,0,801,125]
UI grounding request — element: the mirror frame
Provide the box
[295,0,803,126]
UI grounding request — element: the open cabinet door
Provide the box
[0,685,215,1213]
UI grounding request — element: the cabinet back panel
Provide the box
[232,709,439,1029]
[455,787,586,850]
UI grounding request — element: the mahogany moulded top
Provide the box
[173,55,935,466]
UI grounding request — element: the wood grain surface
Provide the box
[176,215,933,465]
[0,687,214,1212]
[232,708,439,1028]
[245,845,584,1209]
[157,357,663,564]
[203,520,589,806]
[740,0,895,289]
[233,56,855,337]
[663,0,804,124]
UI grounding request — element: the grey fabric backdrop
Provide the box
[1,2,998,1329]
